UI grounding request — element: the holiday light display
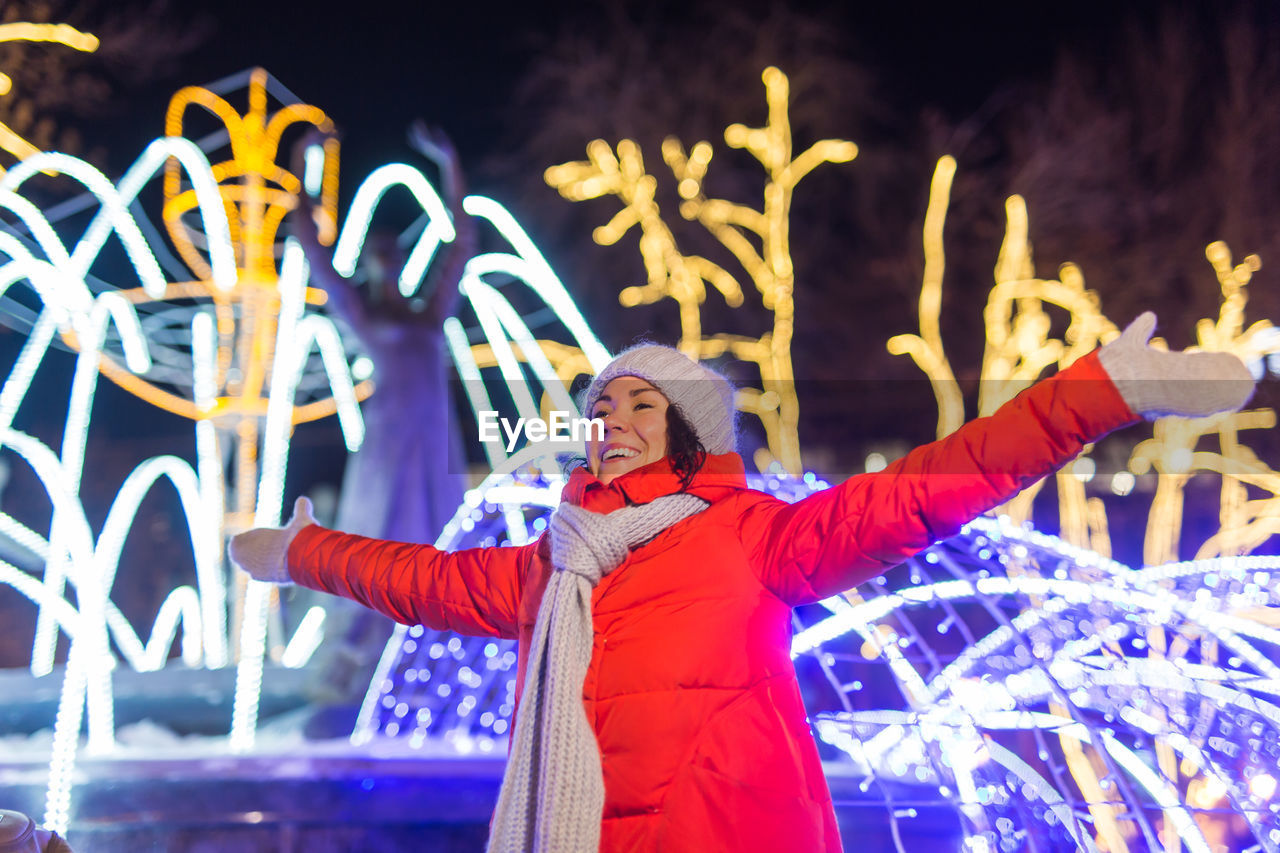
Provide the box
[807,517,1280,852]
[0,69,609,832]
[1,61,1278,850]
[884,155,1280,850]
[890,158,1280,558]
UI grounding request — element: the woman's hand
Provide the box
[1098,311,1256,419]
[228,497,318,584]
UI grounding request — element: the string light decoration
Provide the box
[2,59,1276,850]
[803,518,1280,853]
[889,156,1280,557]
[0,127,376,827]
[0,21,100,170]
[0,61,611,829]
[546,66,856,475]
[884,155,1280,851]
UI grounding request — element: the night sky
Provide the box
[95,0,1160,189]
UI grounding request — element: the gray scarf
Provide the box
[486,493,710,853]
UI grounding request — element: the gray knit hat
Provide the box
[582,345,736,454]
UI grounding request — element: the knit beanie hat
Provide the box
[581,345,736,454]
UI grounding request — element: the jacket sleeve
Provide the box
[286,525,529,639]
[739,351,1139,605]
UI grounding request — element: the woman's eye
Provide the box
[634,402,652,410]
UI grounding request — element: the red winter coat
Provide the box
[287,352,1136,852]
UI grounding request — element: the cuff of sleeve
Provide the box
[1061,350,1142,433]
[285,523,328,588]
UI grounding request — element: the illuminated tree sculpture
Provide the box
[883,155,1280,852]
[0,20,99,171]
[546,66,855,476]
[890,155,1280,565]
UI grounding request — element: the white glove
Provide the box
[1098,312,1256,420]
[228,497,318,584]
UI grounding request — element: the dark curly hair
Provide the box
[666,406,707,490]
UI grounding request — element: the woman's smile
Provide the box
[587,376,670,484]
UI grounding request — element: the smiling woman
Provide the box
[229,321,1254,853]
[581,345,734,489]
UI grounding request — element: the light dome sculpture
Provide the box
[803,518,1280,852]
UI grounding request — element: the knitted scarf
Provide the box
[486,492,710,853]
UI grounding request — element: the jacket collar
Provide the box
[561,452,747,513]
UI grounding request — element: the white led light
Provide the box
[281,606,326,669]
[230,581,270,754]
[1250,772,1277,801]
[331,163,456,296]
[351,355,375,381]
[191,311,227,666]
[462,195,611,371]
[303,143,325,197]
[3,140,236,296]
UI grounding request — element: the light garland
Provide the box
[331,162,456,297]
[0,21,99,167]
[547,67,855,474]
[0,118,627,831]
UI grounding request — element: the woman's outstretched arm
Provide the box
[230,498,529,639]
[739,313,1255,604]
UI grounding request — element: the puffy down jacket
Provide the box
[287,352,1136,852]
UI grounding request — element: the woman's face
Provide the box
[587,376,670,484]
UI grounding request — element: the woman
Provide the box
[231,312,1253,852]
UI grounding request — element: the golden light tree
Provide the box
[546,66,855,475]
[891,156,1280,853]
[35,67,357,663]
[155,68,357,657]
[0,19,99,171]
